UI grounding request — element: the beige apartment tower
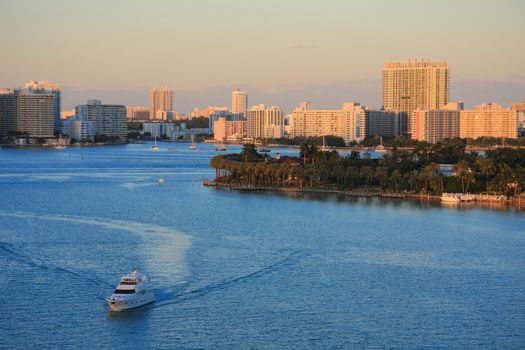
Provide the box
[246,104,283,139]
[382,60,449,115]
[231,89,247,115]
[149,88,173,120]
[460,103,517,139]
[290,103,366,144]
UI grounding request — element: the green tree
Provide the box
[241,143,259,162]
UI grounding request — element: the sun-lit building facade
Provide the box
[382,60,449,115]
[231,89,247,116]
[290,102,366,144]
[149,88,173,120]
[459,103,517,139]
[246,104,283,139]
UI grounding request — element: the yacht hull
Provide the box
[107,291,155,311]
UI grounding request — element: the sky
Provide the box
[1,0,524,113]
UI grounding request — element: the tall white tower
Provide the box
[231,88,247,115]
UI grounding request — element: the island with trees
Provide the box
[209,139,525,205]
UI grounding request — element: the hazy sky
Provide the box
[1,0,524,112]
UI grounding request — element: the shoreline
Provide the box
[205,181,525,209]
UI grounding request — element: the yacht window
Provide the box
[120,281,137,285]
[114,289,135,294]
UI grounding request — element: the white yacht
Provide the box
[106,271,155,311]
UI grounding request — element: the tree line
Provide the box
[210,140,525,197]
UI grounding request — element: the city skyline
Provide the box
[1,0,524,112]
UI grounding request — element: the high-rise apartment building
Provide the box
[61,116,94,141]
[246,104,283,139]
[149,88,173,120]
[460,103,517,139]
[76,100,127,141]
[231,89,247,115]
[382,60,449,115]
[213,118,247,142]
[290,103,366,144]
[24,80,61,133]
[365,109,405,138]
[511,102,525,128]
[0,89,54,138]
[409,102,462,143]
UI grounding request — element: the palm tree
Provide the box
[406,170,419,192]
[476,157,495,192]
[375,166,389,193]
[360,166,374,192]
[455,160,474,194]
[346,166,359,189]
[390,169,402,193]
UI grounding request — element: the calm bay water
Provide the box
[0,143,524,349]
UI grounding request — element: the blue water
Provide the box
[0,143,524,349]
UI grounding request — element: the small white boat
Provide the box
[215,145,227,151]
[258,147,271,153]
[320,136,335,152]
[151,136,159,150]
[106,271,155,311]
[374,136,388,154]
[441,193,460,203]
[189,135,197,150]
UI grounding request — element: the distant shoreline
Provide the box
[207,181,525,209]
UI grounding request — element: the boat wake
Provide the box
[0,241,113,290]
[156,250,309,307]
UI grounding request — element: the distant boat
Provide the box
[375,136,387,154]
[258,147,271,153]
[151,136,159,150]
[320,136,334,152]
[167,136,176,152]
[215,145,227,151]
[189,135,197,150]
[441,193,460,203]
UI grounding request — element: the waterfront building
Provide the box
[209,110,245,130]
[511,102,525,128]
[61,116,94,141]
[0,89,54,139]
[189,106,229,119]
[382,60,449,115]
[24,80,61,133]
[459,103,517,139]
[213,118,247,142]
[149,88,173,120]
[142,122,177,138]
[127,106,150,120]
[409,101,462,143]
[290,102,366,144]
[76,100,127,141]
[231,89,247,116]
[246,104,284,139]
[365,109,405,138]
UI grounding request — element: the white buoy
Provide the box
[158,178,165,186]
